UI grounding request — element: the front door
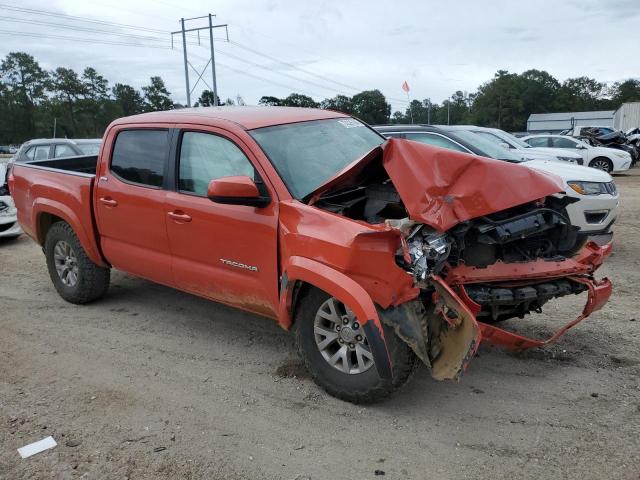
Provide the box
[94,127,174,286]
[164,129,280,318]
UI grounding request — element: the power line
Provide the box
[0,29,174,49]
[227,40,409,105]
[0,15,212,47]
[228,40,361,92]
[0,3,169,34]
[212,46,355,97]
[0,16,174,44]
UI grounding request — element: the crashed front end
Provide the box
[306,138,612,381]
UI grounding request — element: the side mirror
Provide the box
[207,176,270,208]
[498,141,511,150]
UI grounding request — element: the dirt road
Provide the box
[1,172,639,480]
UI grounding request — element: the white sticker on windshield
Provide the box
[337,119,364,128]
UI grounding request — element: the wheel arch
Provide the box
[33,200,107,268]
[278,256,393,379]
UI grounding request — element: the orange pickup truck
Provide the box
[9,107,612,403]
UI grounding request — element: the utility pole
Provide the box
[180,18,190,107]
[447,101,450,125]
[208,14,218,106]
[426,98,431,124]
[172,15,228,108]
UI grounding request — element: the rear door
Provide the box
[94,127,174,285]
[164,127,280,317]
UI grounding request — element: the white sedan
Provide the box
[522,134,631,173]
[0,162,22,240]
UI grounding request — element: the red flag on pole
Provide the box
[401,81,410,93]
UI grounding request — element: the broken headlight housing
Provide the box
[407,226,451,280]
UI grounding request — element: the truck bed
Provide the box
[18,154,98,176]
[10,155,106,267]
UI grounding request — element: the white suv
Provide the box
[522,134,631,173]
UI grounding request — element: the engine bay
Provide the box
[314,175,587,324]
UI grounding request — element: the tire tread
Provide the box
[45,222,110,304]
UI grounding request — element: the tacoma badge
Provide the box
[219,258,258,272]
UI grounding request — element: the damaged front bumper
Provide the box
[380,241,612,381]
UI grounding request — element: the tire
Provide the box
[295,287,418,404]
[44,221,110,304]
[589,157,613,173]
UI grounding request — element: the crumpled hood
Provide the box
[383,138,565,232]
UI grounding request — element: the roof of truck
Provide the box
[114,106,348,130]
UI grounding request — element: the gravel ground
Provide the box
[1,170,639,480]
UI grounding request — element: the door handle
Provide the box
[99,197,118,207]
[167,210,192,222]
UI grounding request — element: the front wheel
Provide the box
[295,288,418,403]
[44,222,110,304]
[589,157,613,173]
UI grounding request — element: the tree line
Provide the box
[2,51,640,144]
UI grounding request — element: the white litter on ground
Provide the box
[17,436,57,458]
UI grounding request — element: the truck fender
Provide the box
[32,198,107,268]
[278,256,392,379]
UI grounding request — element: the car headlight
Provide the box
[567,181,612,195]
[557,156,577,163]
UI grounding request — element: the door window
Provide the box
[551,137,578,148]
[178,132,255,196]
[31,145,50,160]
[404,133,469,153]
[111,130,169,187]
[53,144,76,158]
[524,137,550,147]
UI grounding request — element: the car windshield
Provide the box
[450,130,522,162]
[250,118,384,199]
[496,130,531,149]
[76,142,101,155]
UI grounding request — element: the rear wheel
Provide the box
[295,287,418,403]
[589,157,613,173]
[44,222,110,304]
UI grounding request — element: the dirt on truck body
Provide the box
[9,106,612,403]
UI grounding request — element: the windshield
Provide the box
[250,118,384,199]
[77,142,101,155]
[450,130,522,162]
[496,130,531,149]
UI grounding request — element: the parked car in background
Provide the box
[375,125,619,244]
[12,138,102,163]
[9,107,612,403]
[568,127,639,165]
[0,163,22,240]
[0,145,14,155]
[565,126,617,137]
[446,125,583,164]
[522,134,631,173]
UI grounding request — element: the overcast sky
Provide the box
[1,0,638,112]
